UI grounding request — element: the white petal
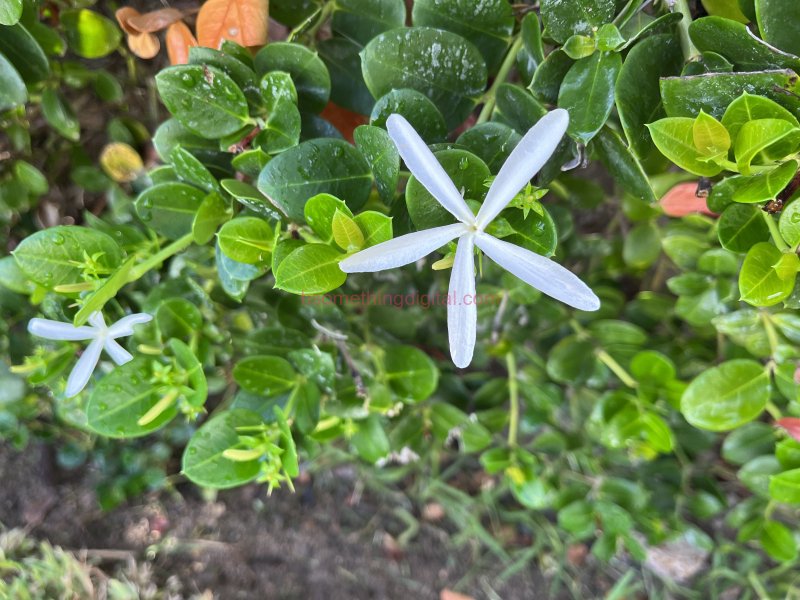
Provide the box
[386,114,475,225]
[448,234,477,368]
[87,311,106,329]
[28,319,96,341]
[104,339,133,366]
[339,223,467,273]
[65,338,104,398]
[475,109,569,229]
[107,313,153,338]
[475,233,600,311]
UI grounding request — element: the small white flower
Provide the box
[340,111,600,368]
[28,311,153,398]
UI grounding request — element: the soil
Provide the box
[0,442,555,599]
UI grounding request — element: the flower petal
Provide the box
[339,223,467,273]
[475,109,569,229]
[107,313,153,338]
[65,338,104,398]
[386,114,475,225]
[28,318,96,341]
[104,339,134,366]
[475,232,600,311]
[87,311,106,329]
[448,234,477,368]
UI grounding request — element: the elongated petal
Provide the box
[475,109,569,229]
[475,233,600,311]
[448,234,477,368]
[28,319,96,341]
[107,313,153,338]
[339,223,467,273]
[87,311,106,329]
[65,338,104,398]
[386,114,475,225]
[104,339,133,366]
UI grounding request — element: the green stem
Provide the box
[477,36,523,125]
[127,233,194,283]
[289,1,335,43]
[506,352,520,448]
[761,311,780,358]
[761,210,790,251]
[596,349,638,388]
[673,0,699,61]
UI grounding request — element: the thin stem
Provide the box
[761,311,780,358]
[477,36,523,125]
[127,233,194,283]
[506,352,520,448]
[596,349,638,388]
[761,210,790,251]
[673,0,699,61]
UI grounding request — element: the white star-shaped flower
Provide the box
[28,311,153,397]
[339,110,600,368]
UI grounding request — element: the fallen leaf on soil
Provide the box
[127,8,184,33]
[196,0,268,50]
[167,21,199,65]
[776,417,800,441]
[127,31,161,59]
[645,533,709,583]
[660,182,716,217]
[440,589,475,600]
[115,7,141,35]
[100,143,144,182]
[422,502,445,522]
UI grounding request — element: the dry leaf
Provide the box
[320,102,369,144]
[196,0,268,50]
[127,8,184,33]
[659,182,716,217]
[166,21,199,66]
[127,32,161,59]
[777,417,800,442]
[115,7,142,35]
[100,143,144,183]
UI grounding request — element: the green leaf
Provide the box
[384,345,438,401]
[188,46,259,105]
[760,520,798,561]
[779,197,800,246]
[547,336,596,384]
[234,355,297,396]
[318,37,375,115]
[592,127,657,203]
[217,217,274,265]
[647,117,724,177]
[406,149,488,228]
[136,182,206,240]
[274,244,346,294]
[170,338,208,409]
[0,0,22,25]
[661,70,800,120]
[755,0,800,56]
[722,422,775,465]
[156,298,202,340]
[60,9,121,59]
[412,0,514,72]
[0,22,48,83]
[457,122,522,173]
[361,26,487,129]
[192,191,231,245]
[529,49,573,104]
[258,138,372,222]
[156,65,250,139]
[0,255,32,294]
[689,16,800,72]
[182,409,263,488]
[332,209,365,252]
[739,242,795,306]
[681,359,770,431]
[0,53,25,111]
[13,226,122,289]
[734,118,800,174]
[332,0,406,46]
[493,83,547,135]
[718,203,770,252]
[220,179,281,220]
[563,35,596,60]
[304,193,353,243]
[623,221,661,268]
[257,71,301,154]
[354,211,393,247]
[170,146,219,193]
[558,51,621,145]
[215,242,256,301]
[41,89,79,142]
[769,468,800,503]
[254,42,330,113]
[722,92,799,143]
[87,358,178,438]
[500,209,558,257]
[693,110,731,159]
[370,88,448,142]
[351,414,390,463]
[540,0,616,44]
[732,160,798,203]
[354,124,400,203]
[274,406,299,477]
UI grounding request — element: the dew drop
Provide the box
[791,212,800,223]
[51,234,65,245]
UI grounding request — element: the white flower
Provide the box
[28,311,153,398]
[339,111,600,368]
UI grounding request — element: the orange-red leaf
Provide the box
[196,0,268,50]
[127,8,184,33]
[166,21,198,65]
[127,31,160,59]
[660,182,716,217]
[777,417,800,442]
[321,102,369,144]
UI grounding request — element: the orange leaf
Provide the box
[659,182,716,217]
[777,417,800,442]
[127,8,184,33]
[166,21,198,65]
[127,31,160,59]
[196,0,268,50]
[115,7,141,35]
[321,102,369,144]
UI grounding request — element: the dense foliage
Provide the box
[3,0,800,594]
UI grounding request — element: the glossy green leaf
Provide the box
[529,49,573,104]
[681,359,770,431]
[188,46,259,105]
[722,92,799,143]
[257,71,301,154]
[354,124,400,202]
[734,118,800,174]
[136,182,206,240]
[370,88,448,142]
[351,414,390,463]
[779,197,800,246]
[41,89,79,141]
[274,244,346,294]
[457,122,521,173]
[192,191,231,245]
[170,146,219,192]
[221,179,282,220]
[732,160,798,203]
[493,83,547,135]
[0,0,22,25]
[755,0,800,56]
[739,241,795,305]
[234,355,297,396]
[760,521,798,562]
[354,211,393,247]
[718,203,770,251]
[218,217,274,265]
[361,26,487,129]
[0,22,48,83]
[693,110,731,160]
[254,42,330,112]
[60,9,121,59]
[592,127,657,203]
[318,37,375,115]
[304,193,353,243]
[647,117,724,177]
[331,209,365,252]
[332,0,406,46]
[501,209,558,257]
[769,468,800,503]
[540,0,616,44]
[384,345,439,401]
[156,298,202,340]
[0,53,25,111]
